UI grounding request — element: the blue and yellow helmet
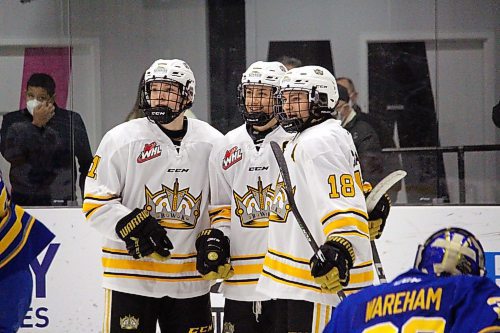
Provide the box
[414,227,485,277]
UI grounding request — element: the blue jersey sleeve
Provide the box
[451,277,500,333]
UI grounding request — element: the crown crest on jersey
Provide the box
[269,180,293,223]
[233,176,274,228]
[144,178,202,229]
[120,315,139,330]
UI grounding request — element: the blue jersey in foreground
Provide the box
[325,269,500,333]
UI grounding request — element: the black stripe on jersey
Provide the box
[85,206,99,218]
[231,255,266,262]
[209,208,226,217]
[225,278,259,284]
[104,271,203,280]
[321,210,368,225]
[101,249,197,260]
[262,269,322,292]
[211,216,230,224]
[343,285,371,292]
[328,230,368,238]
[353,261,373,269]
[267,249,309,265]
[83,194,120,201]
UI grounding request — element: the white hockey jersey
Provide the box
[209,124,293,301]
[82,117,223,298]
[257,119,374,306]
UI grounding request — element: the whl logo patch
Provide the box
[222,146,242,170]
[137,141,162,163]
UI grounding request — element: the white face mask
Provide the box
[26,99,41,115]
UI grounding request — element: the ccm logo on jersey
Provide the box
[137,141,162,163]
[222,146,242,170]
[249,166,269,171]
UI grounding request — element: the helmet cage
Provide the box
[140,79,193,124]
[274,86,334,133]
[237,83,277,126]
[414,227,486,277]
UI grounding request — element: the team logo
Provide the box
[222,146,243,170]
[269,180,293,223]
[144,178,202,229]
[137,141,162,163]
[120,315,139,330]
[222,322,235,333]
[233,177,274,228]
[314,68,324,75]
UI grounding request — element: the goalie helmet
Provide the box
[237,61,287,126]
[275,66,339,133]
[139,59,195,124]
[414,227,486,277]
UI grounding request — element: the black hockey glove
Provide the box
[310,236,355,293]
[195,228,233,280]
[116,208,173,261]
[363,183,391,240]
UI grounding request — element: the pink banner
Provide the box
[19,47,72,109]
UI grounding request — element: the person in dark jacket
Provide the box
[335,85,385,191]
[0,73,93,206]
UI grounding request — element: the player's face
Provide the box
[282,90,310,121]
[244,85,274,115]
[149,81,183,111]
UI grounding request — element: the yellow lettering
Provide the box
[393,292,405,314]
[366,298,376,322]
[402,290,416,312]
[188,329,198,333]
[427,287,442,311]
[382,293,395,317]
[412,288,426,311]
[373,296,383,319]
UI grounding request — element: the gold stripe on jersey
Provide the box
[479,326,500,333]
[321,208,368,223]
[82,202,104,219]
[0,216,36,269]
[350,269,374,284]
[264,255,314,282]
[103,272,204,282]
[327,229,369,239]
[267,248,310,265]
[231,253,266,260]
[209,205,231,226]
[224,279,258,285]
[323,217,369,237]
[101,247,198,260]
[103,289,111,333]
[0,207,12,230]
[0,211,22,252]
[102,257,197,273]
[83,194,120,201]
[261,269,321,293]
[232,263,263,275]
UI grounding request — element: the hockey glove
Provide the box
[116,208,173,260]
[195,228,234,280]
[310,236,355,293]
[363,182,391,240]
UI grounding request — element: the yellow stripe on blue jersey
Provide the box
[0,179,54,274]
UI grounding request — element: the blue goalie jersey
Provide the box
[325,269,500,333]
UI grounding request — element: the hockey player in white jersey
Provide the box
[83,59,222,332]
[195,61,292,332]
[257,66,375,333]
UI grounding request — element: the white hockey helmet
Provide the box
[140,59,195,124]
[275,66,339,132]
[237,61,288,126]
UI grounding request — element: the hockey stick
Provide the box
[365,170,407,284]
[270,141,346,300]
